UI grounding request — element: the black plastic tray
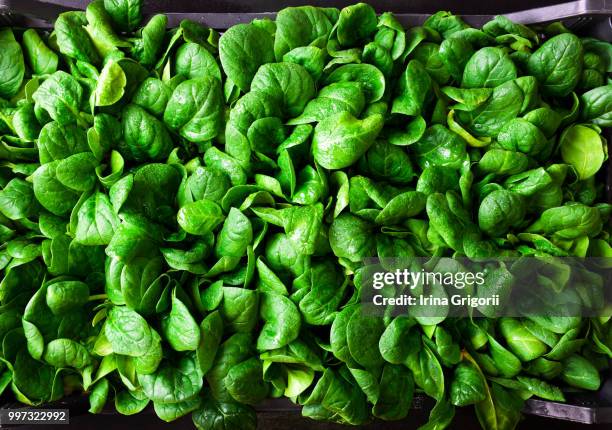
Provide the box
[1,0,612,29]
[0,0,611,427]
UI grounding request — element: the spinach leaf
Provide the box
[559,124,606,180]
[274,6,337,60]
[450,362,486,406]
[527,33,583,96]
[22,29,58,76]
[313,112,384,169]
[192,395,256,430]
[105,306,153,357]
[103,0,143,32]
[120,104,173,161]
[164,77,223,143]
[580,84,612,126]
[251,63,316,117]
[462,47,517,88]
[55,12,100,65]
[161,290,200,351]
[33,72,84,126]
[0,29,25,98]
[219,24,275,92]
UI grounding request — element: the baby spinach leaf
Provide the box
[373,364,414,420]
[46,281,89,315]
[33,72,83,126]
[161,290,200,351]
[164,77,223,143]
[527,33,583,97]
[31,161,81,216]
[120,104,173,161]
[103,0,143,32]
[313,112,384,169]
[561,354,601,390]
[251,63,316,118]
[0,29,25,98]
[499,318,548,362]
[336,3,377,48]
[274,6,336,60]
[43,338,91,369]
[55,12,100,64]
[580,84,612,126]
[105,306,153,357]
[196,311,223,375]
[517,376,565,401]
[392,60,432,116]
[192,395,256,430]
[0,178,39,220]
[559,124,606,180]
[22,29,58,76]
[325,64,386,103]
[462,47,517,88]
[219,24,275,92]
[257,293,301,351]
[95,61,127,107]
[450,361,487,406]
[139,353,203,404]
[177,199,224,236]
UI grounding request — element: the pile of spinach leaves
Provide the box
[0,1,611,429]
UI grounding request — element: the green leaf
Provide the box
[177,199,225,236]
[105,306,153,357]
[95,61,127,106]
[559,124,606,180]
[0,28,25,98]
[161,290,200,351]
